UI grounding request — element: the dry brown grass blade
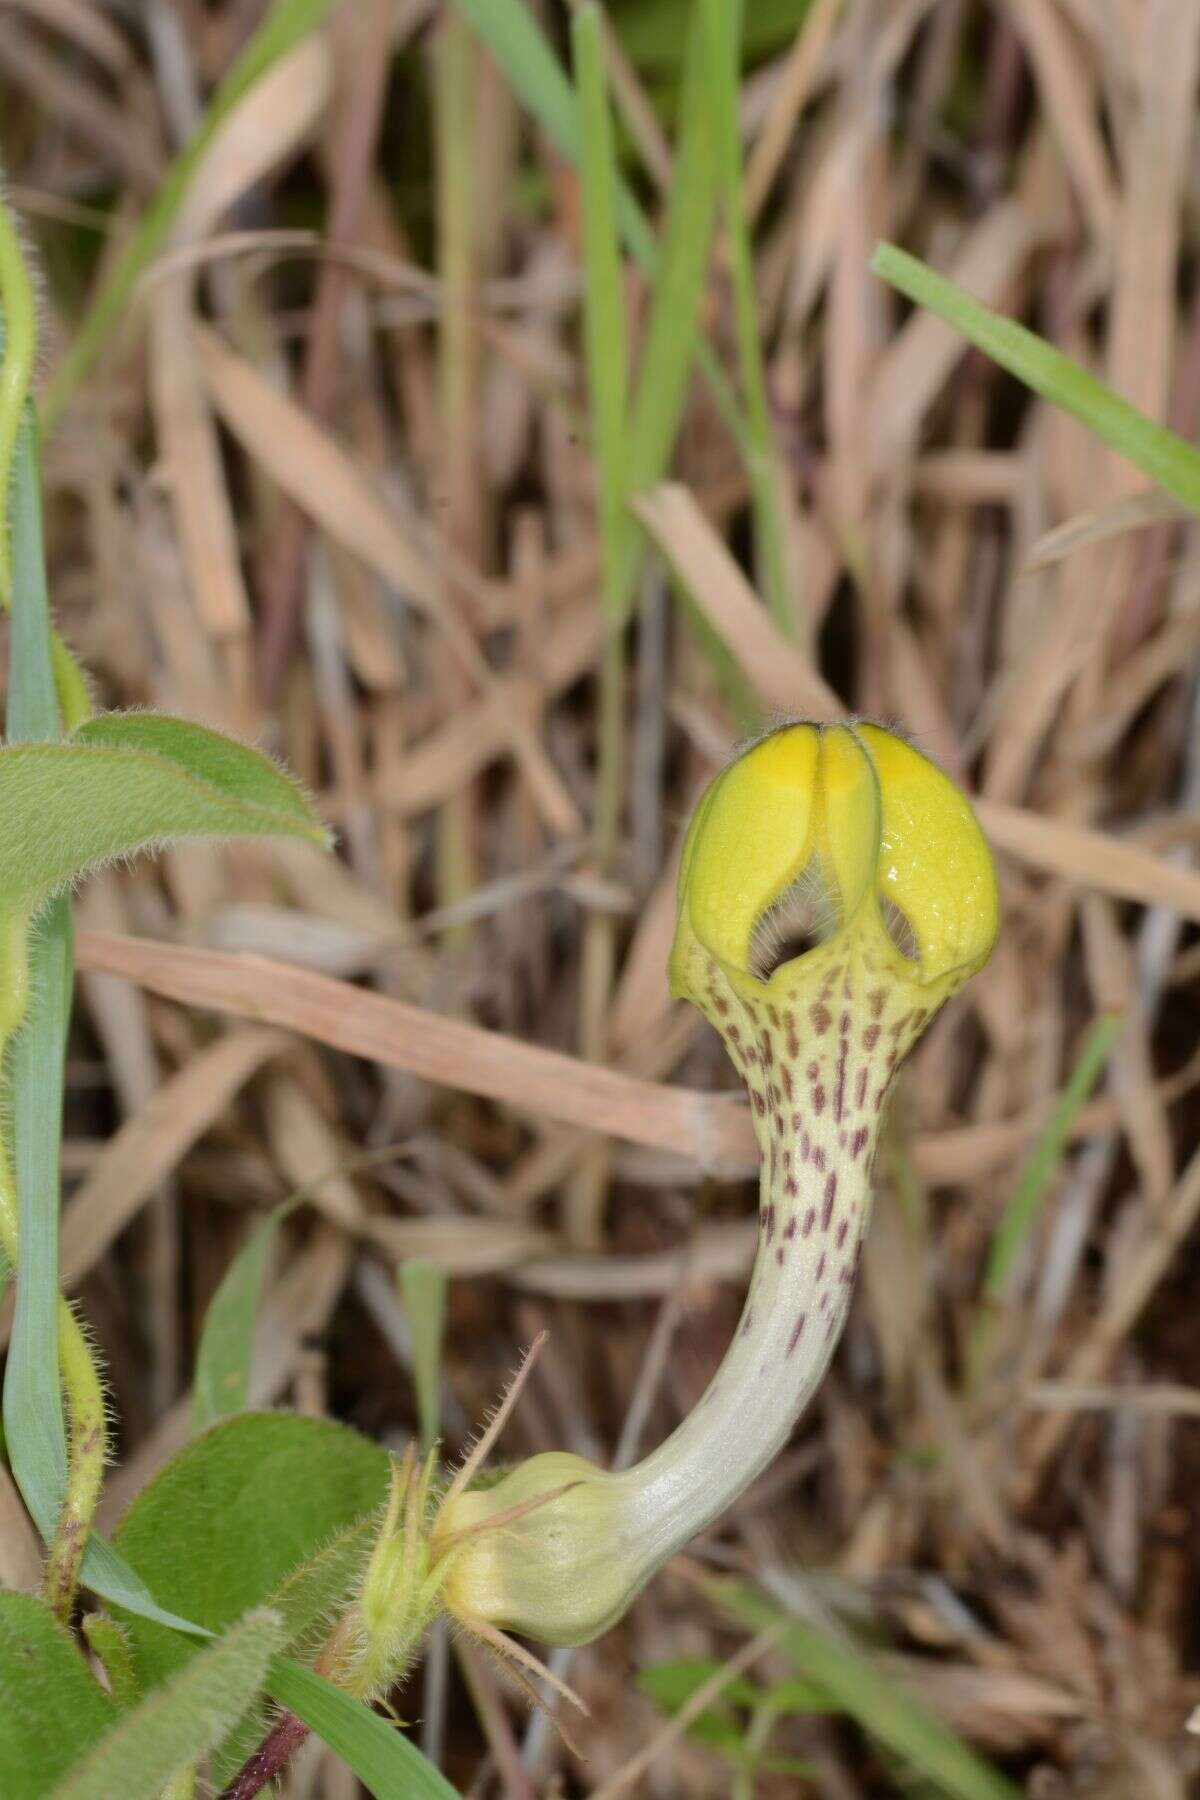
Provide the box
[372,602,600,821]
[75,929,755,1174]
[256,0,395,697]
[1019,1142,1200,1497]
[631,486,839,720]
[0,1459,42,1591]
[0,18,158,194]
[637,482,1200,922]
[1102,0,1199,495]
[71,931,1159,1204]
[194,321,441,619]
[5,0,135,79]
[170,36,333,247]
[588,1626,785,1799]
[745,0,843,220]
[150,294,251,659]
[1025,490,1186,573]
[1005,0,1116,247]
[195,320,580,833]
[978,801,1200,923]
[146,36,333,677]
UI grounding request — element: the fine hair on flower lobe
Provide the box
[749,856,841,980]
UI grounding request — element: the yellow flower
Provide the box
[671,721,997,1010]
[432,722,997,1652]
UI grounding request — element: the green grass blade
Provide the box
[698,0,790,631]
[4,894,72,1537]
[454,0,655,268]
[53,1611,282,1800]
[453,0,744,443]
[966,1012,1120,1391]
[78,1537,212,1638]
[716,1580,1021,1800]
[871,242,1200,517]
[194,1144,412,1435]
[1,404,208,1644]
[398,1260,448,1454]
[458,0,749,721]
[269,1655,461,1798]
[619,5,721,606]
[980,1010,1121,1298]
[192,1201,297,1435]
[455,0,581,164]
[41,0,336,433]
[573,3,629,622]
[2,408,70,1542]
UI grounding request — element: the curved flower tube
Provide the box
[432,722,998,1647]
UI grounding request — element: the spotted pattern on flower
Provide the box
[430,722,996,1653]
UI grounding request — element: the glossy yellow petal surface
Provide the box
[672,721,997,1007]
[676,725,820,978]
[855,724,998,984]
[813,724,879,926]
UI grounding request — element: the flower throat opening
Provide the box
[748,859,839,980]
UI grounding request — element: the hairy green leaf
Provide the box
[0,713,326,912]
[52,1610,282,1800]
[0,1592,117,1798]
[74,713,316,824]
[113,1413,388,1778]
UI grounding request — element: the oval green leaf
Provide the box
[0,713,326,912]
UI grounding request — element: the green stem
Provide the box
[42,1297,107,1620]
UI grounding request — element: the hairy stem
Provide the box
[219,1712,311,1800]
[42,1293,107,1620]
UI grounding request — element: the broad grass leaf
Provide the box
[268,1657,461,1800]
[714,1579,1021,1800]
